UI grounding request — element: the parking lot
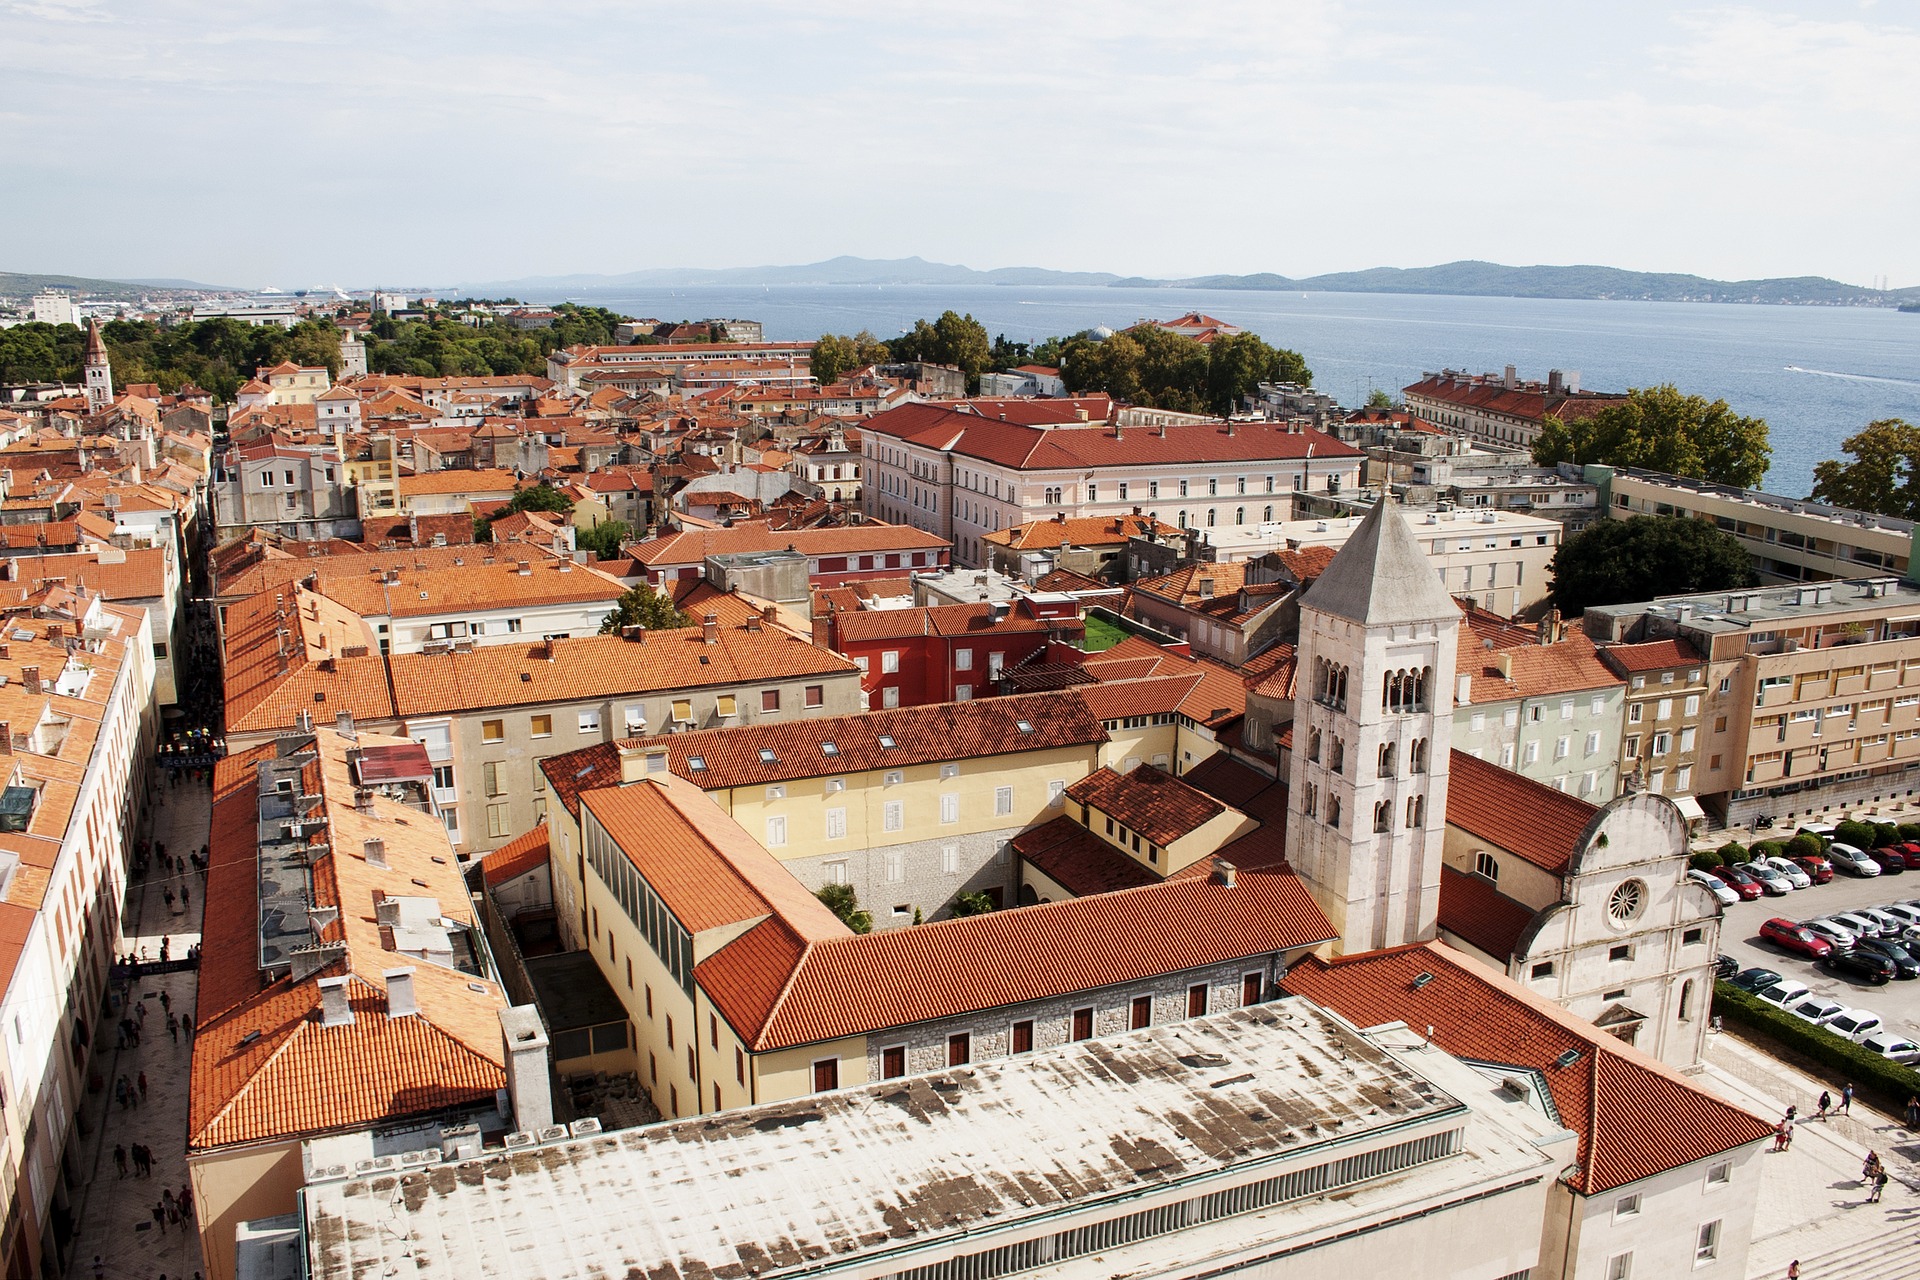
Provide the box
[1716,866,1920,1040]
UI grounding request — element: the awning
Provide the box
[1673,795,1707,822]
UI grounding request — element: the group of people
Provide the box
[110,1143,159,1179]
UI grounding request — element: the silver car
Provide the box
[1804,918,1860,948]
[1788,995,1847,1025]
[1758,855,1812,889]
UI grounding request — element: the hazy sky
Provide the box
[4,1,1915,289]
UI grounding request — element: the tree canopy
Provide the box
[597,584,695,635]
[809,329,890,384]
[887,311,992,390]
[0,316,344,400]
[1809,419,1920,519]
[1547,515,1757,614]
[504,483,573,515]
[815,883,873,934]
[575,519,631,560]
[1057,325,1310,414]
[365,302,623,379]
[1531,383,1772,489]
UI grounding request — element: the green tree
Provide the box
[948,891,996,918]
[1366,388,1398,410]
[1834,820,1877,850]
[888,311,992,391]
[1784,834,1822,859]
[1547,515,1756,613]
[1205,330,1312,413]
[1715,841,1747,865]
[989,333,1031,371]
[816,883,873,934]
[810,333,858,384]
[575,519,631,560]
[1532,384,1771,488]
[1689,849,1723,871]
[597,584,695,634]
[1059,325,1309,414]
[1809,419,1920,519]
[505,483,573,515]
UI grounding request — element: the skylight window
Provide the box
[688,755,707,771]
[878,734,897,749]
[1016,720,1035,734]
[822,741,839,756]
[1553,1048,1583,1068]
[758,748,778,764]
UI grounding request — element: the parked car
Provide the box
[1730,967,1784,992]
[1756,980,1812,1009]
[1829,842,1883,877]
[1804,918,1862,948]
[1821,949,1895,984]
[1794,854,1836,883]
[1858,1030,1920,1064]
[1869,846,1910,875]
[1825,1008,1885,1042]
[1688,868,1741,907]
[1711,865,1766,900]
[1714,954,1741,980]
[1787,995,1848,1025]
[1857,907,1909,936]
[1758,918,1832,958]
[1891,842,1920,869]
[1833,910,1892,939]
[1757,855,1812,889]
[1745,861,1796,895]
[1856,936,1920,979]
[1878,903,1920,930]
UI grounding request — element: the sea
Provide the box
[528,284,1920,499]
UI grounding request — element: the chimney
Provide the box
[1196,577,1214,599]
[317,975,355,1027]
[335,710,356,737]
[541,636,557,660]
[296,709,314,733]
[1456,674,1472,706]
[1211,860,1236,887]
[621,624,646,643]
[498,1006,554,1132]
[1547,369,1564,395]
[702,613,719,643]
[1225,421,1236,437]
[375,897,402,927]
[0,721,9,755]
[354,786,375,816]
[307,904,339,934]
[384,967,418,1018]
[363,837,387,868]
[20,667,39,695]
[1113,423,1122,441]
[1075,408,1089,423]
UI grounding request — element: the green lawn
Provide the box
[1081,614,1130,652]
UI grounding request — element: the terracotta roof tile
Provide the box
[1283,941,1772,1193]
[1011,816,1161,895]
[1445,750,1596,876]
[864,403,1362,471]
[1065,765,1227,847]
[985,514,1181,551]
[1436,864,1540,960]
[1600,638,1707,675]
[481,823,549,887]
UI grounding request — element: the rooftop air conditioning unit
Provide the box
[503,1131,537,1151]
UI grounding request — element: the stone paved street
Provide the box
[62,773,211,1280]
[1700,1031,1920,1278]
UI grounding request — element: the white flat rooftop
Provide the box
[305,1002,1519,1280]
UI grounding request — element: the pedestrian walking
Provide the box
[1788,1261,1801,1279]
[114,1144,127,1178]
[1870,1170,1888,1203]
[181,884,190,910]
[163,887,175,912]
[167,1012,178,1044]
[1782,1118,1795,1150]
[1818,1090,1832,1118]
[1907,1094,1920,1130]
[181,1183,192,1214]
[159,990,171,1014]
[159,936,170,962]
[138,1071,148,1102]
[1842,1082,1855,1115]
[166,1202,180,1229]
[92,1255,105,1280]
[1774,1121,1789,1152]
[152,1202,167,1234]
[162,1188,175,1214]
[183,1016,193,1044]
[1865,1151,1883,1181]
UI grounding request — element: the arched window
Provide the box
[1308,728,1322,763]
[1301,781,1318,818]
[1206,508,1217,527]
[1474,851,1498,882]
[1373,801,1392,833]
[1235,507,1245,525]
[1409,738,1429,774]
[1334,665,1348,711]
[1378,741,1397,777]
[1405,794,1425,828]
[1327,796,1342,829]
[1678,979,1694,1021]
[1263,505,1273,522]
[1330,737,1345,775]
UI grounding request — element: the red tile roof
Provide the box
[1283,942,1773,1193]
[1600,638,1707,675]
[1459,610,1621,703]
[1445,750,1597,875]
[1437,864,1540,960]
[1010,816,1160,895]
[481,823,550,887]
[985,514,1182,551]
[1065,765,1227,846]
[628,523,950,567]
[699,861,1335,1052]
[828,600,1057,643]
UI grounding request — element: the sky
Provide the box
[3,0,1916,290]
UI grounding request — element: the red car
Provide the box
[1794,855,1835,884]
[1758,918,1833,959]
[1869,847,1910,875]
[1712,865,1765,900]
[1893,842,1920,870]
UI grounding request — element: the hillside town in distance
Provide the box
[4,284,1920,1280]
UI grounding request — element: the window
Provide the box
[671,699,693,723]
[805,684,824,708]
[1696,1220,1720,1263]
[1011,1020,1034,1054]
[1187,984,1208,1017]
[432,764,455,792]
[716,695,737,719]
[1241,972,1262,1007]
[882,687,900,708]
[1523,741,1539,764]
[1615,1194,1641,1219]
[812,1058,839,1093]
[1555,736,1570,759]
[1585,731,1601,754]
[1590,695,1606,715]
[881,1045,906,1079]
[482,760,505,797]
[578,710,601,733]
[940,794,959,824]
[481,719,504,742]
[1706,1161,1731,1187]
[1609,944,1632,962]
[880,650,900,674]
[736,1047,746,1084]
[1685,694,1700,715]
[825,860,848,884]
[947,1033,971,1066]
[824,807,846,839]
[942,846,958,873]
[955,648,973,671]
[765,815,787,847]
[1628,703,1643,724]
[1683,927,1704,946]
[762,689,780,712]
[1048,780,1066,808]
[1130,996,1152,1030]
[1530,961,1554,980]
[1475,852,1498,882]
[884,769,904,786]
[883,801,903,832]
[486,803,510,838]
[1607,1253,1634,1280]
[1560,699,1574,720]
[884,850,903,882]
[1071,1007,1094,1041]
[1087,484,1097,502]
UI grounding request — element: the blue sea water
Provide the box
[534,284,1920,499]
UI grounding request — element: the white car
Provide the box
[1878,903,1920,930]
[1787,995,1847,1026]
[1829,842,1882,876]
[1688,869,1740,907]
[1858,908,1908,936]
[1745,861,1794,895]
[1825,1008,1884,1042]
[1805,918,1861,948]
[1758,855,1812,889]
[1833,910,1892,939]
[1757,980,1812,1010]
[1858,1031,1920,1064]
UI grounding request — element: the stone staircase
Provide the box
[1783,1226,1920,1280]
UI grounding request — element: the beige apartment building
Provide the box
[1587,576,1920,826]
[1595,464,1915,584]
[1599,638,1713,825]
